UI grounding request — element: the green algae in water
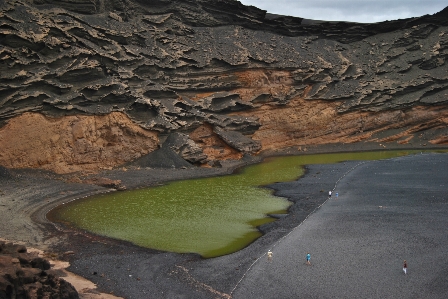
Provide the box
[51,172,290,258]
[49,150,446,258]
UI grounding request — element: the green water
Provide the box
[49,150,445,257]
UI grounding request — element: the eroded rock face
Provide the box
[0,112,159,173]
[163,132,208,164]
[0,0,447,173]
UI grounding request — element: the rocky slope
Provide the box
[1,0,448,174]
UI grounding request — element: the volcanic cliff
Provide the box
[1,0,448,174]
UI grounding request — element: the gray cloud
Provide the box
[239,0,447,23]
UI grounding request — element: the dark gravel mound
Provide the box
[127,147,193,169]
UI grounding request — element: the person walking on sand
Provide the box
[403,260,407,274]
[306,252,311,265]
[267,250,273,262]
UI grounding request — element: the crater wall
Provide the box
[1,0,447,173]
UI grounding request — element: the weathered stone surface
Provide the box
[214,126,261,153]
[163,132,208,164]
[0,0,447,173]
[0,112,159,173]
[0,241,79,299]
[189,123,243,162]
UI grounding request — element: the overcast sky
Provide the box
[238,0,447,23]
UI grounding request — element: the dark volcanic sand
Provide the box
[57,153,448,299]
[1,145,448,298]
[232,153,448,298]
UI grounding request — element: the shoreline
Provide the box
[231,152,448,298]
[1,142,448,298]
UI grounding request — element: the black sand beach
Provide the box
[232,153,448,298]
[1,147,448,298]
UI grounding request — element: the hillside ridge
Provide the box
[1,0,448,173]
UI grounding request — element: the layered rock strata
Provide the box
[1,0,447,173]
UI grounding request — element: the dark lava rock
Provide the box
[1,0,447,127]
[163,132,208,164]
[0,241,79,299]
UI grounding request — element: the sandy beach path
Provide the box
[231,153,448,298]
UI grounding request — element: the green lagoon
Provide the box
[48,150,445,257]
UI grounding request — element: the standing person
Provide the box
[267,250,273,262]
[306,252,311,265]
[329,190,332,198]
[403,260,407,274]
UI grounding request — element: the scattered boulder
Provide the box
[163,132,208,164]
[214,127,262,154]
[0,242,79,299]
